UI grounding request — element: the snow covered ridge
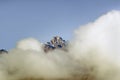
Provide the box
[0,10,120,80]
[43,36,68,53]
[0,49,8,54]
[0,36,68,54]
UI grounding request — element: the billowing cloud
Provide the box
[0,10,120,80]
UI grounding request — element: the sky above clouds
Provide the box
[0,0,120,49]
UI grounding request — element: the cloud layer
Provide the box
[0,10,120,80]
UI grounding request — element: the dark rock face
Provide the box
[43,36,68,53]
[0,49,8,54]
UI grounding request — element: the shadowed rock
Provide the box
[0,49,8,54]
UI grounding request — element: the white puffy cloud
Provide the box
[1,10,120,80]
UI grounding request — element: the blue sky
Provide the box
[0,0,120,50]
